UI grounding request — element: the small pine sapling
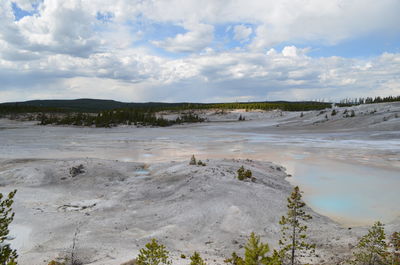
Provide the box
[350,221,388,265]
[137,239,171,265]
[279,186,315,265]
[190,252,206,265]
[189,155,197,165]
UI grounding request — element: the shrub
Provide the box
[237,166,252,181]
[190,252,206,265]
[224,252,244,265]
[47,261,65,265]
[0,190,18,265]
[237,166,245,181]
[136,239,171,265]
[197,160,206,166]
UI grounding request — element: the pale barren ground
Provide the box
[0,102,399,265]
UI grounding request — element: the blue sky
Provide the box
[1,0,399,103]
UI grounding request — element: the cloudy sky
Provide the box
[1,0,399,103]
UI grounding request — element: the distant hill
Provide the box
[0,98,194,112]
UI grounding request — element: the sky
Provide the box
[0,0,399,103]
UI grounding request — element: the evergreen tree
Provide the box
[389,232,400,265]
[136,239,171,265]
[225,233,281,265]
[189,155,197,165]
[0,190,18,265]
[224,252,245,265]
[279,186,314,265]
[244,232,270,265]
[350,221,388,265]
[190,252,206,265]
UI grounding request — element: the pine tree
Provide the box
[224,252,245,265]
[189,155,197,165]
[279,186,314,265]
[0,190,18,265]
[350,221,388,265]
[190,252,206,265]
[225,233,281,265]
[244,232,270,265]
[136,239,171,265]
[389,232,400,265]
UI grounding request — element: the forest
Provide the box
[0,96,399,127]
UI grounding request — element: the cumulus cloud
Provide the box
[0,0,400,102]
[152,23,214,53]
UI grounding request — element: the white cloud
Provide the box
[1,0,400,102]
[233,25,252,42]
[152,23,214,53]
[1,43,399,102]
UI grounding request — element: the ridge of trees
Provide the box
[337,95,400,107]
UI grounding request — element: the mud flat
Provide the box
[0,158,370,265]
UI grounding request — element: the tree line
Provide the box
[38,110,205,128]
[337,96,400,107]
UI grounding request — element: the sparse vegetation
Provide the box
[225,233,282,265]
[189,155,197,165]
[136,239,171,265]
[47,261,65,265]
[237,166,253,181]
[197,160,206,166]
[69,164,85,177]
[190,252,206,265]
[0,190,18,265]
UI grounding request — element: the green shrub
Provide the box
[197,160,206,166]
[237,166,252,181]
[136,239,171,265]
[190,252,206,265]
[224,252,244,265]
[47,261,65,265]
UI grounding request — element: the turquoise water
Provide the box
[284,157,400,225]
